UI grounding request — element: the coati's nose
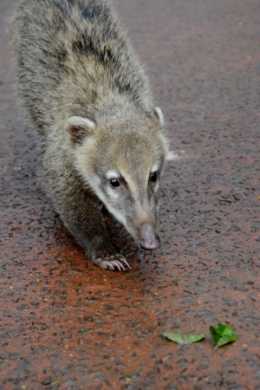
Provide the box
[140,225,161,249]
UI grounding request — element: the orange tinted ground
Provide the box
[1,0,260,389]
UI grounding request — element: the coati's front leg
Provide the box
[44,165,130,271]
[79,202,131,271]
[62,194,131,271]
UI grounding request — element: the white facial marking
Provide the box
[105,170,120,179]
[151,163,159,173]
[107,207,127,228]
[66,116,96,130]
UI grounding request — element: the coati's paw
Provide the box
[92,254,131,271]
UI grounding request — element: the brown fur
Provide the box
[11,0,170,270]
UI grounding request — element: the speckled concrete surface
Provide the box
[1,0,260,389]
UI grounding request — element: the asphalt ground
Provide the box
[0,0,260,389]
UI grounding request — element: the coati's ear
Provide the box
[154,107,164,125]
[66,116,96,145]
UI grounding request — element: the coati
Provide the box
[11,0,172,271]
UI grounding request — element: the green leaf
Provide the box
[162,332,205,344]
[209,323,238,350]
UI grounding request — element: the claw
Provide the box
[107,262,115,270]
[114,254,131,270]
[114,260,125,271]
[121,258,131,270]
[91,254,131,271]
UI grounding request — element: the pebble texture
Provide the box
[1,0,260,389]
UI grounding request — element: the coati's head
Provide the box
[66,108,172,250]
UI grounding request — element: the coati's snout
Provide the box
[140,224,161,249]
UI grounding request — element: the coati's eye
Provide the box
[149,172,157,183]
[110,178,120,188]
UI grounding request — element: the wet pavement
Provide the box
[1,0,260,389]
